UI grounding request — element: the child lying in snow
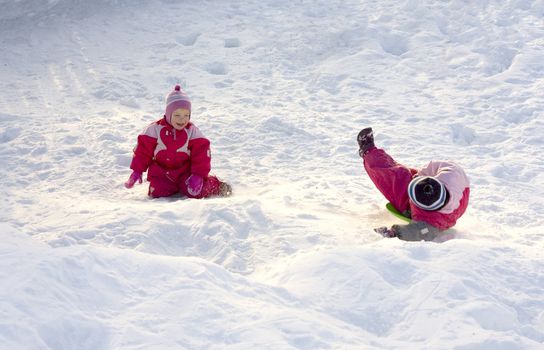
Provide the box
[357,127,470,241]
[125,85,232,199]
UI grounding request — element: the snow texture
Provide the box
[1,0,543,349]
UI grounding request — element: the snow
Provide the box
[1,0,543,349]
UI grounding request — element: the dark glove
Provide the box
[374,226,397,238]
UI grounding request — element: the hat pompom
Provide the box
[408,176,447,211]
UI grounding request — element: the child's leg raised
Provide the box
[363,148,416,213]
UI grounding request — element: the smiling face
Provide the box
[170,108,190,130]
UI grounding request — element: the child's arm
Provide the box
[392,221,442,241]
[130,125,158,174]
[187,125,212,177]
[374,222,442,241]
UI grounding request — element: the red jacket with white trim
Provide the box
[130,118,211,183]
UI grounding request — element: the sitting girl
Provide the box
[125,85,231,199]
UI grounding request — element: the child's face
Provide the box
[171,108,190,130]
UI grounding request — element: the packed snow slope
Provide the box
[1,0,543,349]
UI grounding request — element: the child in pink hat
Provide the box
[125,85,232,199]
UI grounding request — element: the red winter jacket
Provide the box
[130,118,211,183]
[409,161,470,230]
[364,148,470,230]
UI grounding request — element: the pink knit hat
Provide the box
[165,85,191,125]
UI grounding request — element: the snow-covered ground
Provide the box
[1,0,543,349]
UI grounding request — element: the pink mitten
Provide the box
[186,174,204,196]
[124,171,142,189]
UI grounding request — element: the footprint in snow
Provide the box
[0,126,22,143]
[205,62,228,75]
[379,33,409,56]
[215,79,233,88]
[224,38,240,48]
[176,32,201,46]
[451,124,476,146]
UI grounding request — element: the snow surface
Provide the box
[1,0,543,349]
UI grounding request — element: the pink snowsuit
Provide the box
[364,148,470,230]
[129,117,222,198]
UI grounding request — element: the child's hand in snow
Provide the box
[186,174,204,196]
[374,226,397,238]
[125,171,143,189]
